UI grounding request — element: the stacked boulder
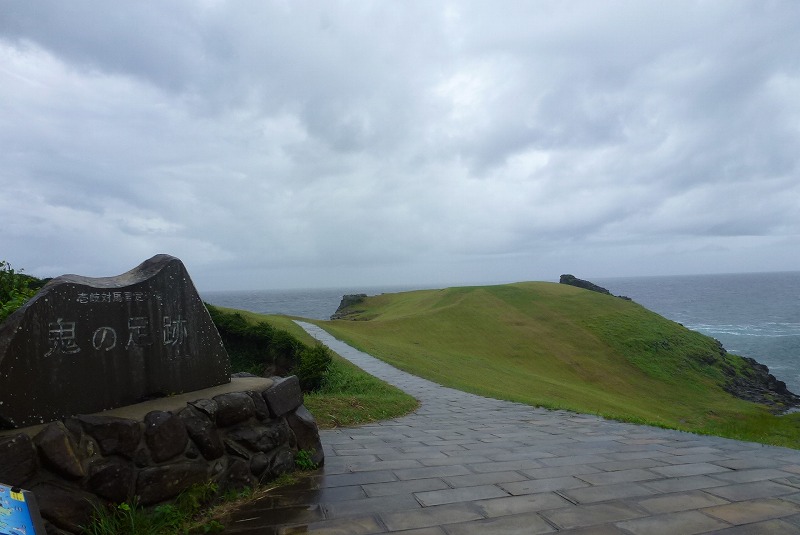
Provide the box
[0,376,323,534]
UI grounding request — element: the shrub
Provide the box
[295,344,333,393]
[0,260,38,322]
[205,305,303,376]
[205,304,331,391]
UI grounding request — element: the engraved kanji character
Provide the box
[162,316,188,346]
[45,318,81,357]
[92,326,117,351]
[127,317,153,348]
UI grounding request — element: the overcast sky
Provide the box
[1,1,798,291]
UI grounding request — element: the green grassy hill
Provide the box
[313,282,800,447]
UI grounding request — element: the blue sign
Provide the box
[0,484,45,535]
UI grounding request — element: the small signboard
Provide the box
[0,484,46,535]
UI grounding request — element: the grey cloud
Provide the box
[1,1,799,289]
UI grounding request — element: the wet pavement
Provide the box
[225,321,800,534]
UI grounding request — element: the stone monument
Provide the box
[0,254,230,429]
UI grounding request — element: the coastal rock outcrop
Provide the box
[330,293,368,320]
[559,274,612,295]
[723,356,800,411]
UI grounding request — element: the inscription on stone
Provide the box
[0,254,231,429]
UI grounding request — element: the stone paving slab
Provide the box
[225,322,800,533]
[615,510,730,535]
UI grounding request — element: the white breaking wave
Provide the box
[688,323,800,338]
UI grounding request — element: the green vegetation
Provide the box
[311,282,800,448]
[0,260,42,322]
[210,307,419,428]
[206,305,332,393]
[83,475,307,535]
[206,304,303,377]
[303,352,419,429]
[84,481,224,535]
[294,448,319,471]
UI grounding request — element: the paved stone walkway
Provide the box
[226,322,800,534]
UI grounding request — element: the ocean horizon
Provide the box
[202,271,800,395]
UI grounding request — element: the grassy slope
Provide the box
[311,282,800,447]
[215,307,418,429]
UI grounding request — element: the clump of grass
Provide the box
[303,356,418,429]
[295,448,319,471]
[83,481,222,535]
[84,474,304,535]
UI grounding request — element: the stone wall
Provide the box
[0,375,323,534]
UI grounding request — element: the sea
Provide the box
[201,271,800,395]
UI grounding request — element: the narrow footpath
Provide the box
[226,322,800,534]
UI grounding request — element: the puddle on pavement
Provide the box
[224,472,327,532]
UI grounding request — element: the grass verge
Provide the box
[215,309,419,429]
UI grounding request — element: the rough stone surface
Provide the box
[220,458,255,490]
[143,410,188,463]
[224,438,252,460]
[33,422,85,480]
[725,356,800,410]
[33,482,98,533]
[247,390,270,420]
[264,375,303,417]
[87,457,136,503]
[0,254,231,429]
[214,392,255,426]
[227,421,289,453]
[267,446,296,479]
[44,521,72,535]
[249,452,270,479]
[135,461,209,505]
[0,377,322,534]
[189,398,218,420]
[0,432,38,486]
[559,274,612,295]
[72,414,142,458]
[178,405,224,460]
[184,441,200,459]
[286,405,324,466]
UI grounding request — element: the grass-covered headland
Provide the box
[315,281,800,448]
